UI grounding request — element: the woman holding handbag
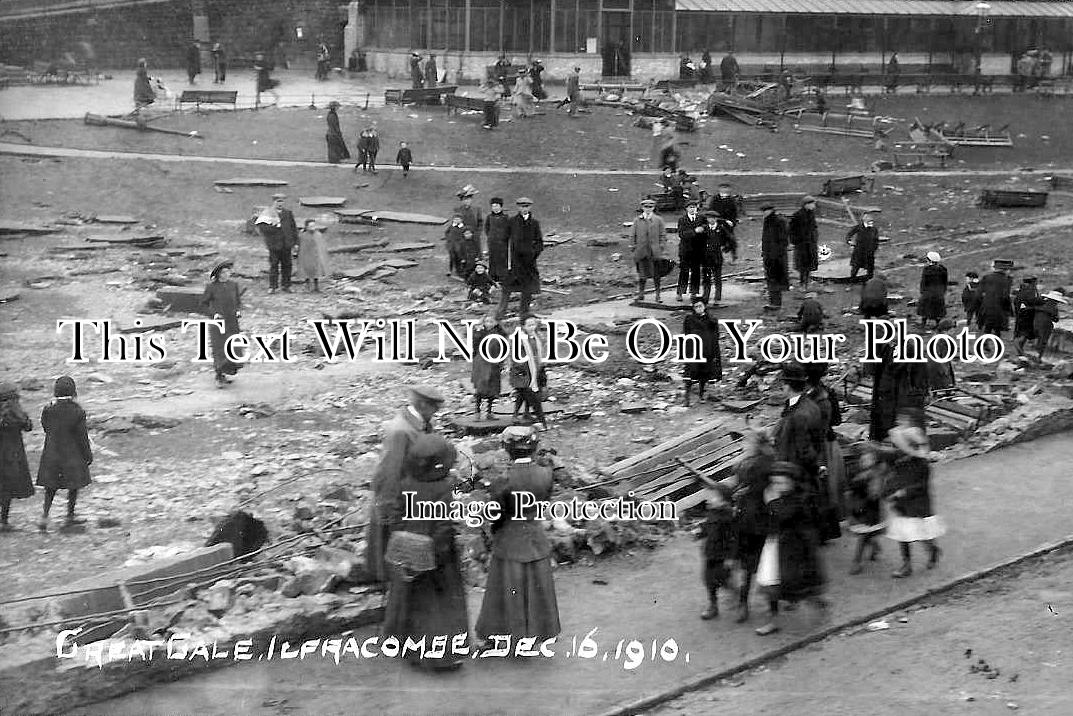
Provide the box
[507,315,548,431]
[381,433,470,670]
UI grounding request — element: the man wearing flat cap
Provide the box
[761,204,790,310]
[365,385,445,584]
[676,199,707,302]
[789,196,819,290]
[700,210,736,304]
[633,198,667,302]
[846,211,880,281]
[976,259,1014,337]
[498,197,543,319]
[255,193,298,294]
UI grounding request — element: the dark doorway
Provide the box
[601,12,631,77]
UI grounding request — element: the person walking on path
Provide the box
[675,200,706,302]
[409,52,424,89]
[186,41,201,85]
[885,52,900,93]
[315,40,330,81]
[699,482,737,620]
[485,197,510,283]
[559,66,583,116]
[632,198,667,303]
[395,141,412,177]
[976,259,1014,336]
[296,220,331,292]
[0,383,34,532]
[682,298,722,406]
[255,193,298,293]
[211,43,227,83]
[507,315,548,430]
[883,407,944,578]
[754,461,827,636]
[325,101,350,164]
[1013,276,1042,354]
[846,446,887,575]
[381,433,469,670]
[789,196,819,290]
[355,127,380,173]
[471,314,505,419]
[730,429,776,623]
[529,59,546,100]
[868,335,930,442]
[497,197,543,319]
[476,426,561,645]
[200,260,243,387]
[366,386,444,585]
[36,376,92,533]
[254,53,280,106]
[917,251,948,329]
[511,70,536,119]
[760,203,789,311]
[846,211,880,280]
[804,362,844,542]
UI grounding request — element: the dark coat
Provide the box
[632,213,666,264]
[133,66,155,105]
[703,222,736,268]
[761,213,789,288]
[682,311,722,382]
[798,298,824,331]
[1013,283,1042,338]
[409,56,424,86]
[455,204,483,244]
[807,383,842,441]
[485,211,511,281]
[424,57,438,85]
[0,400,33,499]
[774,395,824,478]
[489,462,554,562]
[977,271,1013,331]
[258,208,298,251]
[709,195,739,226]
[733,452,775,538]
[396,147,412,166]
[720,54,739,80]
[962,284,981,318]
[36,399,92,490]
[201,280,242,376]
[471,325,505,398]
[860,276,889,316]
[325,109,350,164]
[789,207,819,273]
[869,341,929,441]
[186,45,201,75]
[677,213,707,262]
[502,213,543,294]
[884,455,934,518]
[1034,301,1060,346]
[702,504,737,589]
[357,131,380,157]
[917,263,949,320]
[762,491,825,601]
[846,223,879,271]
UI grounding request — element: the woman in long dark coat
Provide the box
[36,376,92,532]
[0,383,34,531]
[682,298,721,406]
[471,314,505,418]
[916,252,948,328]
[485,198,511,282]
[789,198,819,289]
[804,363,844,541]
[476,426,561,646]
[976,263,1013,335]
[201,260,242,387]
[730,429,775,623]
[133,59,156,108]
[869,339,929,442]
[381,434,470,670]
[325,101,350,164]
[754,461,827,636]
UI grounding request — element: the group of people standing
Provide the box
[679,50,740,90]
[409,52,441,89]
[368,387,560,670]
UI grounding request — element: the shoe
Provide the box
[38,519,48,533]
[891,563,912,578]
[755,622,779,636]
[65,516,87,526]
[927,545,942,569]
[676,294,683,302]
[735,604,750,624]
[700,604,719,620]
[848,562,863,575]
[654,295,663,303]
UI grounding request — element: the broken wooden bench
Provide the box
[177,90,238,112]
[445,94,496,118]
[385,85,458,105]
[978,189,1048,209]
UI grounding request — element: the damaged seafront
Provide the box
[5,70,1073,715]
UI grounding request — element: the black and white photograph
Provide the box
[2,1,1073,713]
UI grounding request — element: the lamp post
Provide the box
[972,2,990,94]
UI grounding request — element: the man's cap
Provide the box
[801,195,817,205]
[501,425,539,448]
[684,199,699,207]
[272,193,287,200]
[640,198,656,207]
[1042,290,1069,304]
[516,197,534,206]
[457,184,479,198]
[1023,276,1038,283]
[926,251,942,263]
[703,210,722,219]
[54,375,77,398]
[410,386,445,403]
[490,196,504,205]
[209,260,234,279]
[780,360,810,384]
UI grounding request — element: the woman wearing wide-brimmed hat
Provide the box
[882,407,944,578]
[325,101,350,164]
[0,382,34,532]
[476,426,561,647]
[381,433,470,670]
[200,260,243,387]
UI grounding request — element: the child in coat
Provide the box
[36,376,93,532]
[0,383,34,531]
[961,272,981,326]
[445,215,466,277]
[396,141,413,178]
[699,482,737,619]
[471,314,505,418]
[846,446,886,574]
[797,293,825,333]
[1034,290,1067,361]
[467,262,495,304]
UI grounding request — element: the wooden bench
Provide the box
[385,85,457,106]
[822,175,869,197]
[580,82,646,95]
[654,78,698,91]
[178,90,238,111]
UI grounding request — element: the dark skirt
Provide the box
[0,428,34,500]
[476,555,561,641]
[381,544,471,667]
[326,134,351,164]
[210,322,242,376]
[1014,308,1037,339]
[916,294,947,320]
[684,358,721,383]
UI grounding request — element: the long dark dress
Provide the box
[201,280,242,377]
[733,450,774,574]
[325,109,350,164]
[917,263,948,320]
[133,66,156,106]
[381,454,470,667]
[883,452,945,543]
[0,399,34,500]
[683,311,722,383]
[869,341,929,441]
[789,207,819,275]
[476,460,561,641]
[485,211,511,282]
[757,490,825,602]
[701,504,737,601]
[36,399,92,490]
[977,271,1013,333]
[471,325,505,399]
[1034,301,1060,351]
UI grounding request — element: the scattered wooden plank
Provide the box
[0,292,21,304]
[359,210,446,225]
[381,258,419,269]
[383,241,436,253]
[84,235,165,246]
[213,178,288,187]
[117,320,184,334]
[300,196,348,208]
[328,240,389,254]
[0,221,57,235]
[630,300,686,311]
[449,415,516,435]
[93,215,139,224]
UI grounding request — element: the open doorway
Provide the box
[601,11,631,77]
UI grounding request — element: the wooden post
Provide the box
[928,17,935,71]
[499,0,505,52]
[549,0,556,55]
[670,3,677,55]
[464,0,472,54]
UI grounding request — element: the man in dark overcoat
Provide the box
[977,259,1014,336]
[760,204,789,310]
[846,211,880,280]
[186,41,201,84]
[676,199,707,301]
[701,210,736,304]
[255,193,298,293]
[719,51,739,91]
[484,197,511,282]
[365,387,443,584]
[773,361,825,483]
[497,197,543,319]
[709,184,739,234]
[789,196,820,289]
